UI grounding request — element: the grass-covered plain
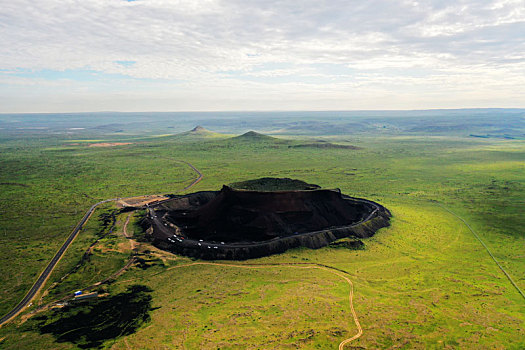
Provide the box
[0,125,524,349]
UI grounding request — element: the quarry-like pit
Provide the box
[144,182,390,260]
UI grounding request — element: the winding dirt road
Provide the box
[0,160,365,349]
[163,261,362,349]
[122,213,135,250]
[0,160,203,327]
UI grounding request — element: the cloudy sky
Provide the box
[1,0,524,112]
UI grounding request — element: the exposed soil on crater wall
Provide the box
[146,179,391,260]
[161,186,375,242]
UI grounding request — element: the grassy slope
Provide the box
[0,133,524,349]
[0,139,196,316]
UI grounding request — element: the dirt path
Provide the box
[0,199,107,327]
[0,160,203,327]
[2,160,365,349]
[50,161,203,294]
[177,160,203,191]
[437,203,525,300]
[122,213,135,251]
[88,213,139,286]
[164,262,362,349]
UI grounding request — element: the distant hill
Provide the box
[189,125,211,134]
[230,131,284,142]
[175,126,227,139]
[227,131,362,149]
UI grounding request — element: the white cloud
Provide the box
[0,0,524,111]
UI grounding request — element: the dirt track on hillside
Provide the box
[165,261,362,349]
[0,160,203,327]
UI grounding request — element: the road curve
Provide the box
[177,160,203,191]
[0,160,203,327]
[163,262,362,349]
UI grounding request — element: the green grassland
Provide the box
[0,126,524,349]
[0,140,197,317]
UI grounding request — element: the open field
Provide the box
[0,140,196,317]
[0,113,524,349]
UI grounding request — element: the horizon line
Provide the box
[1,107,525,115]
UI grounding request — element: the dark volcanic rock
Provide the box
[171,186,372,242]
[144,185,390,260]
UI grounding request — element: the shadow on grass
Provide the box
[29,285,154,348]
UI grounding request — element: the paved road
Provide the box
[0,198,114,326]
[0,160,203,327]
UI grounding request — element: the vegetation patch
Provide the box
[168,126,229,141]
[96,210,118,237]
[229,177,320,191]
[28,285,154,349]
[87,142,133,147]
[0,182,29,187]
[289,142,361,150]
[43,208,127,300]
[134,256,164,270]
[1,113,524,348]
[230,130,281,142]
[329,237,365,250]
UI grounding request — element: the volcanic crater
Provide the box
[144,178,390,260]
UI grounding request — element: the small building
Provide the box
[73,292,98,301]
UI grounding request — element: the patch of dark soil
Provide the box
[119,206,137,213]
[134,256,162,270]
[28,285,154,349]
[135,216,153,243]
[98,211,117,237]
